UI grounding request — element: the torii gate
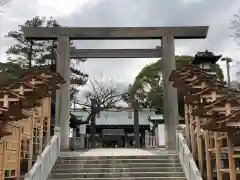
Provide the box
[23,26,209,151]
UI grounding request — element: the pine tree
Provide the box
[6,16,88,101]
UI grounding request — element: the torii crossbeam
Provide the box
[23,26,208,40]
[70,48,162,58]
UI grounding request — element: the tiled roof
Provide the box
[72,110,155,125]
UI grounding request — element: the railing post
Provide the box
[54,127,60,155]
[54,126,61,138]
[24,173,30,179]
[176,131,180,153]
[195,171,201,180]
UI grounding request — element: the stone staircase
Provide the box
[47,151,186,180]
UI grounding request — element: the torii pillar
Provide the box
[55,36,71,150]
[162,36,178,150]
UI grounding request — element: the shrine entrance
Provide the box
[23,26,209,151]
[101,129,124,148]
[101,135,123,148]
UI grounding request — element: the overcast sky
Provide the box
[1,0,240,85]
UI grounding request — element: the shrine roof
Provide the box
[0,67,65,121]
[198,113,229,131]
[187,76,218,86]
[192,50,222,64]
[202,94,240,108]
[19,66,64,83]
[0,89,25,98]
[169,65,214,80]
[169,66,204,81]
[170,72,218,89]
[7,81,36,90]
[196,112,225,119]
[200,114,240,131]
[185,72,215,80]
[201,123,234,132]
[193,95,240,117]
[179,70,210,80]
[72,109,156,125]
[193,85,229,96]
[216,110,240,124]
[173,80,202,95]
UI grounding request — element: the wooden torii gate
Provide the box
[22,26,209,150]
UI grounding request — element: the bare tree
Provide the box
[71,78,127,147]
[0,0,11,7]
[77,78,126,109]
[231,9,240,43]
[230,10,240,86]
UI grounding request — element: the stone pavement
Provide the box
[60,148,177,157]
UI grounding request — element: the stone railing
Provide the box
[24,135,60,180]
[148,136,157,148]
[176,132,203,180]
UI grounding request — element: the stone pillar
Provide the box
[155,125,159,148]
[86,135,89,149]
[72,128,76,150]
[162,36,179,150]
[79,124,86,149]
[80,134,85,149]
[158,124,166,147]
[124,132,127,147]
[133,101,140,148]
[55,36,71,151]
[145,130,149,148]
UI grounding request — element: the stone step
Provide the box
[53,162,182,169]
[48,177,186,180]
[51,167,183,173]
[51,150,185,180]
[49,172,185,178]
[59,155,178,160]
[56,158,180,164]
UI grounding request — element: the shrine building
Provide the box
[71,109,162,149]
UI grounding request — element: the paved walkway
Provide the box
[60,148,177,157]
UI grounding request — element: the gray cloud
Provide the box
[1,0,240,83]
